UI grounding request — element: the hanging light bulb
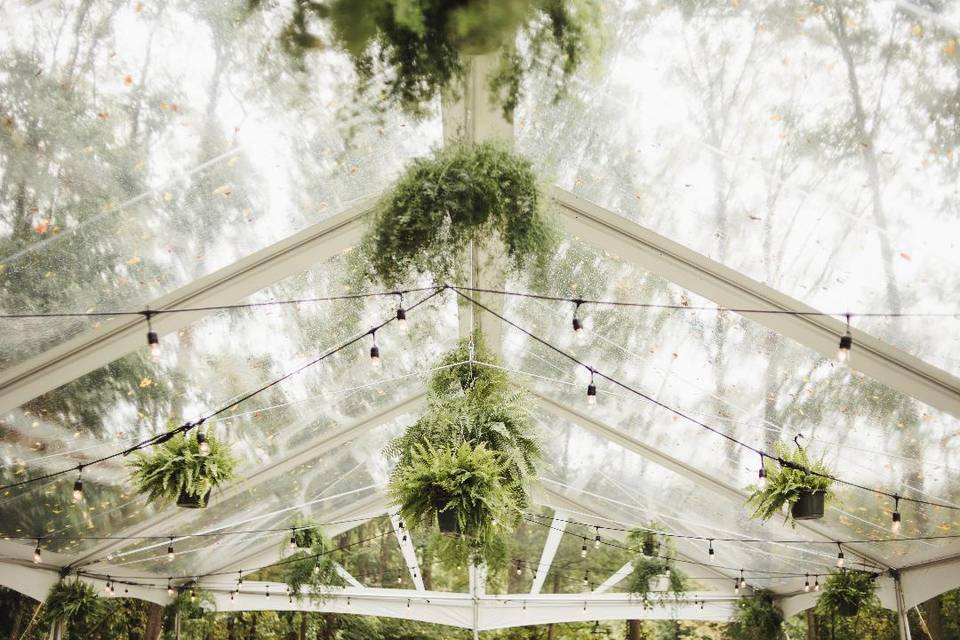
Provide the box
[594,527,601,549]
[72,467,84,502]
[734,579,740,595]
[167,579,174,596]
[396,306,408,335]
[33,540,41,564]
[265,585,270,599]
[586,369,598,406]
[347,596,351,606]
[313,561,321,575]
[707,539,715,560]
[369,332,381,368]
[108,578,114,595]
[739,569,745,590]
[891,496,902,534]
[167,538,175,562]
[836,544,845,568]
[230,590,235,602]
[397,576,402,585]
[522,601,527,612]
[145,312,161,361]
[196,431,210,457]
[238,571,243,586]
[190,588,196,603]
[572,300,585,331]
[407,599,411,609]
[516,561,522,577]
[582,572,589,587]
[804,574,810,593]
[836,315,852,365]
[757,454,767,489]
[814,576,820,592]
[581,540,588,558]
[289,529,297,550]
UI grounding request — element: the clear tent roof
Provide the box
[1,0,960,625]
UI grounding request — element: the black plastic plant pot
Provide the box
[437,509,460,534]
[837,600,860,617]
[791,490,825,520]
[176,489,212,509]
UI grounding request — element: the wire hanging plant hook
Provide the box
[793,433,805,453]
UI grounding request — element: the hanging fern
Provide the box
[129,432,237,507]
[42,580,102,632]
[727,590,785,640]
[359,142,557,288]
[261,0,601,121]
[390,441,517,546]
[745,442,834,526]
[625,526,686,599]
[817,570,878,618]
[385,332,540,493]
[282,530,345,602]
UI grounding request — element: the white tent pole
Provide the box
[530,510,567,595]
[895,573,914,640]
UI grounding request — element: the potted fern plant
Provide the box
[746,443,834,524]
[282,528,345,602]
[43,579,102,639]
[263,0,600,121]
[817,570,877,618]
[359,143,556,288]
[129,431,237,509]
[726,590,784,640]
[390,441,517,539]
[625,528,685,599]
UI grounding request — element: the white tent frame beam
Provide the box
[552,187,960,420]
[390,512,426,591]
[208,583,737,628]
[70,392,423,568]
[0,196,376,413]
[529,510,567,595]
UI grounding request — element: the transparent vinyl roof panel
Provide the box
[533,413,842,592]
[0,0,441,369]
[0,251,457,558]
[98,422,402,580]
[503,237,960,570]
[517,0,960,375]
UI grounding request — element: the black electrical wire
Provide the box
[0,284,955,320]
[0,287,445,493]
[450,286,960,514]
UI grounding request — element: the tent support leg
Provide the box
[895,573,913,640]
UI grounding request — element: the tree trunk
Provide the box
[175,610,181,640]
[924,596,943,639]
[547,624,555,640]
[228,615,236,640]
[322,613,335,640]
[628,619,642,640]
[144,602,164,640]
[7,608,22,640]
[806,609,819,640]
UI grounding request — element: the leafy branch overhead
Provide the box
[260,0,601,120]
[360,142,557,288]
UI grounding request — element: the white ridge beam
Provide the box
[552,187,960,420]
[390,512,425,591]
[593,561,634,594]
[70,392,423,567]
[0,196,376,412]
[533,390,891,571]
[530,510,567,595]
